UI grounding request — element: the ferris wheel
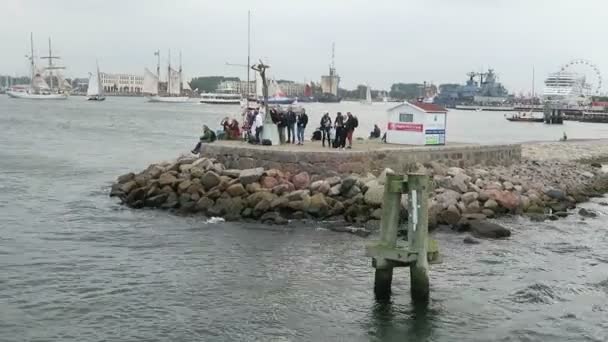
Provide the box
[559,59,602,95]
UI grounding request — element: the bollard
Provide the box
[373,174,403,299]
[407,174,430,303]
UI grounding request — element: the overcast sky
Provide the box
[2,0,607,93]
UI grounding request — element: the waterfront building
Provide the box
[100,72,143,94]
[216,79,305,97]
[386,100,448,146]
[217,80,255,95]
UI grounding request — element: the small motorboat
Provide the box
[506,117,544,122]
[506,111,543,122]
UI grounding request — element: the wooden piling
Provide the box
[373,174,404,299]
[407,174,430,302]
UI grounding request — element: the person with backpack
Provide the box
[334,112,345,149]
[296,109,309,145]
[191,125,216,154]
[344,112,358,149]
[285,107,296,144]
[320,111,332,148]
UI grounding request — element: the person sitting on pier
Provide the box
[369,124,381,139]
[191,125,216,154]
[560,132,568,141]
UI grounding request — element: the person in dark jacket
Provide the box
[285,108,296,144]
[276,110,286,144]
[334,112,345,148]
[344,112,359,149]
[369,124,381,139]
[296,109,309,145]
[191,125,216,154]
[320,111,332,148]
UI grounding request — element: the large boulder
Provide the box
[328,184,341,197]
[465,200,482,214]
[158,173,178,187]
[286,190,310,201]
[545,188,567,201]
[201,171,221,190]
[306,193,329,217]
[246,182,262,193]
[226,183,247,197]
[192,158,213,170]
[344,185,361,198]
[222,169,242,178]
[364,180,384,207]
[147,166,164,179]
[310,180,331,195]
[117,172,135,184]
[484,199,499,210]
[271,184,290,196]
[179,164,193,173]
[161,192,179,209]
[260,176,279,189]
[265,169,284,179]
[119,180,138,194]
[125,187,146,206]
[144,193,168,208]
[435,189,461,209]
[253,199,271,216]
[470,220,511,239]
[260,211,288,225]
[292,172,311,190]
[190,167,205,178]
[196,197,214,212]
[239,167,265,185]
[447,167,465,177]
[495,191,520,210]
[447,173,470,193]
[177,179,192,193]
[340,176,358,192]
[325,176,342,186]
[441,204,461,225]
[245,191,277,208]
[461,192,479,205]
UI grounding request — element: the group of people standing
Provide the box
[319,111,359,149]
[271,108,309,145]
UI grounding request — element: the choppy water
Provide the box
[1,95,608,341]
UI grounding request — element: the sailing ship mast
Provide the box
[41,37,64,90]
[28,33,35,88]
[167,49,171,96]
[179,51,182,93]
[154,49,160,93]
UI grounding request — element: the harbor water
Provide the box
[1,96,608,341]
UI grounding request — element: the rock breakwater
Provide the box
[110,146,608,238]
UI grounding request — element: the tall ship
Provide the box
[143,50,190,103]
[318,43,341,103]
[7,33,69,100]
[87,61,105,101]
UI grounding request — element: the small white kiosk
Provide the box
[385,100,448,145]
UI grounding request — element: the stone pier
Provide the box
[202,140,521,177]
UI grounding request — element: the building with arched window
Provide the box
[100,72,143,94]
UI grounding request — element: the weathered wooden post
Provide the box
[373,174,404,299]
[407,174,430,303]
[365,172,437,302]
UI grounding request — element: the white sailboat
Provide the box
[7,33,68,100]
[87,61,105,101]
[145,50,190,103]
[361,84,372,104]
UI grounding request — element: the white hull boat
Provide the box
[147,95,190,103]
[7,90,67,100]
